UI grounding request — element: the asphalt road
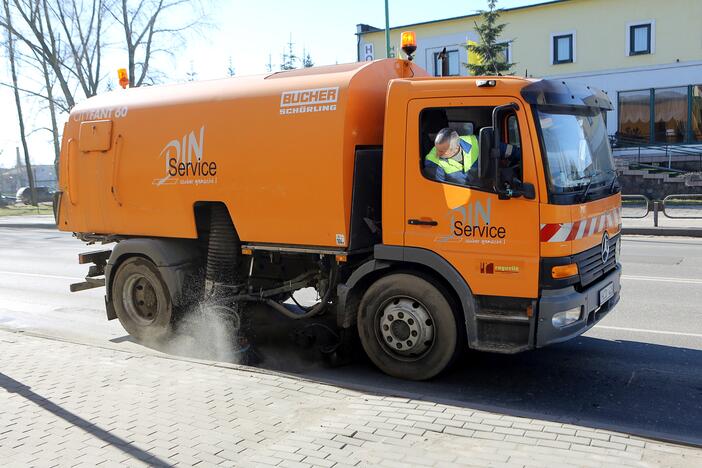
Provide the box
[1,224,701,446]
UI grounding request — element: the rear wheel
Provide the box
[357,273,461,380]
[112,257,174,342]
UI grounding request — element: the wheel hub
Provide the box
[378,297,434,357]
[123,274,159,325]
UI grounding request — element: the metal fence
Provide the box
[662,194,702,219]
[622,194,702,226]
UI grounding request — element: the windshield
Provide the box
[537,106,615,195]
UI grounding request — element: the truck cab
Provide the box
[349,75,621,377]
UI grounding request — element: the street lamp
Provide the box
[384,0,391,58]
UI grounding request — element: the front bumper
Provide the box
[536,264,621,347]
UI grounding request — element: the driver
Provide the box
[424,128,479,185]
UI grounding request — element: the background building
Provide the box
[356,0,702,146]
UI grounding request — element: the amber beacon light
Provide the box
[117,68,129,89]
[401,31,417,61]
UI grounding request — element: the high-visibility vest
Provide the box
[425,135,479,176]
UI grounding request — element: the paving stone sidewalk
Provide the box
[0,330,700,468]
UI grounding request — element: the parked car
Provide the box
[0,194,12,207]
[16,186,54,204]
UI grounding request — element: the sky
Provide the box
[0,0,542,168]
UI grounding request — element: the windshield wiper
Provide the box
[578,169,616,202]
[579,177,595,203]
[576,170,601,202]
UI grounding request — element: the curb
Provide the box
[0,223,57,229]
[622,227,702,237]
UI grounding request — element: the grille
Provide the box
[575,235,618,288]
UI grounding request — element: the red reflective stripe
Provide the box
[586,217,595,236]
[566,221,580,241]
[540,223,561,242]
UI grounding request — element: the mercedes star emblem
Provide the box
[601,232,610,264]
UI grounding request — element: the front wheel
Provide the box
[112,257,174,342]
[357,273,462,380]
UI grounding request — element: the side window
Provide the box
[507,114,521,147]
[502,113,523,185]
[419,106,522,190]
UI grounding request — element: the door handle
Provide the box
[408,219,438,226]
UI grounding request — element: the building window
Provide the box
[618,90,651,143]
[691,85,702,142]
[654,87,688,143]
[619,85,702,145]
[433,49,459,76]
[495,42,511,65]
[629,23,652,55]
[552,34,574,64]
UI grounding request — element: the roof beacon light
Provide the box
[117,68,129,89]
[401,31,417,61]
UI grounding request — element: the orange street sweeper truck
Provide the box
[56,53,622,380]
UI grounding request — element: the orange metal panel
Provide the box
[78,120,113,152]
[57,59,426,245]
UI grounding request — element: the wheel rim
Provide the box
[122,273,159,326]
[375,296,435,360]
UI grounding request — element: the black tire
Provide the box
[357,273,462,380]
[112,256,174,342]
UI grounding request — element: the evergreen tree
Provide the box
[302,48,314,68]
[186,61,198,81]
[465,0,515,76]
[280,34,299,70]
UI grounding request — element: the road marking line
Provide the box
[595,325,702,339]
[622,275,702,285]
[0,270,80,281]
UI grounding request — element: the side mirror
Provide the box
[478,127,494,179]
[491,102,521,199]
[521,182,536,200]
[499,179,536,200]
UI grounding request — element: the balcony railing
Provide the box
[610,134,702,171]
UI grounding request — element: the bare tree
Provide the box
[3,0,36,205]
[33,4,63,170]
[0,0,109,108]
[37,49,61,171]
[1,0,210,179]
[110,0,206,87]
[50,0,106,97]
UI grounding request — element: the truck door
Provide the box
[404,97,540,299]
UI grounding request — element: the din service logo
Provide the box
[153,125,218,187]
[279,87,339,115]
[435,199,508,245]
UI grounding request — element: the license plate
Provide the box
[599,283,614,305]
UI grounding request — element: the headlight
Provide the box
[552,307,582,328]
[615,238,621,264]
